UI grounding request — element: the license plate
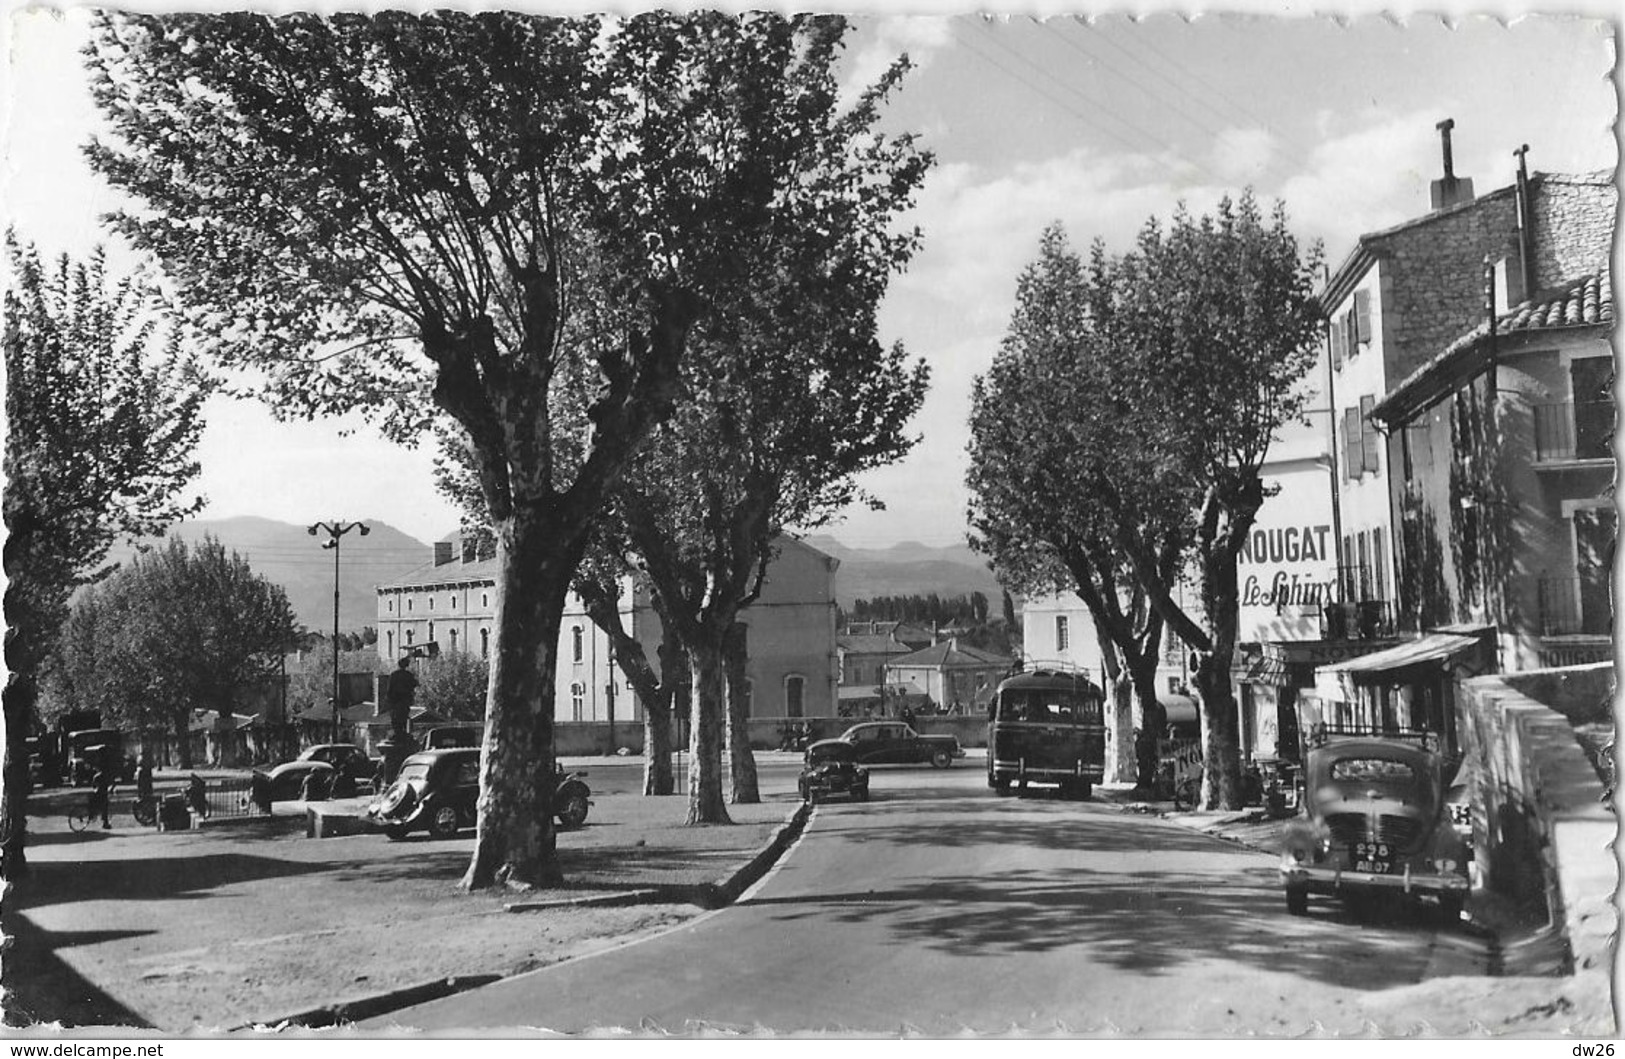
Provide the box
[1354,840,1393,874]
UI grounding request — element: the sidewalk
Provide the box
[4,774,809,1033]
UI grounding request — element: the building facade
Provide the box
[376,533,842,722]
[884,639,1014,713]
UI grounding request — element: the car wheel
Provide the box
[429,805,461,838]
[1286,886,1308,916]
[556,789,589,831]
[384,825,409,841]
[378,782,414,816]
[930,749,952,769]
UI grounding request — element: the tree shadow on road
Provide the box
[2,914,155,1030]
[813,800,1239,855]
[12,852,331,912]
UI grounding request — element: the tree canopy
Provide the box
[50,536,298,769]
[2,235,210,878]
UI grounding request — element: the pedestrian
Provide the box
[91,767,113,829]
[136,757,154,809]
[186,773,210,818]
[299,768,325,803]
[900,704,917,732]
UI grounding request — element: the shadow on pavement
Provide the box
[2,915,155,1030]
[816,800,1236,855]
[12,851,331,912]
[738,863,1463,991]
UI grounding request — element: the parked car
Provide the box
[798,740,870,804]
[297,743,378,786]
[1279,731,1470,923]
[367,748,591,840]
[257,760,337,801]
[834,722,964,768]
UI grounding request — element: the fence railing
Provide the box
[1534,401,1614,462]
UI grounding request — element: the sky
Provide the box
[3,5,1617,549]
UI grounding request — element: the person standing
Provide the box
[91,767,113,829]
[382,655,420,782]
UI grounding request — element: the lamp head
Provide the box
[359,524,371,536]
[307,524,319,536]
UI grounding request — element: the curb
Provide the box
[233,797,815,1030]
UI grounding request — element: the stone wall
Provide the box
[1455,670,1615,973]
[553,714,992,756]
[1531,171,1615,288]
[1374,186,1518,380]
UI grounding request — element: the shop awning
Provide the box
[1159,693,1198,726]
[1242,655,1288,683]
[1317,633,1479,681]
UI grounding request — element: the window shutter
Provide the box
[1329,319,1343,369]
[1361,395,1380,472]
[1344,311,1357,355]
[1353,289,1372,345]
[1344,407,1363,477]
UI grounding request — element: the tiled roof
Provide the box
[889,641,1013,668]
[378,555,500,590]
[1374,270,1613,426]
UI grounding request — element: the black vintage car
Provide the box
[835,722,963,769]
[368,748,591,839]
[1279,730,1470,923]
[798,740,870,804]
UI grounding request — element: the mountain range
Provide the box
[102,519,1004,632]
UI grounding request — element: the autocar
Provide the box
[1279,730,1470,923]
[297,743,379,786]
[834,722,964,768]
[798,740,870,804]
[367,748,591,840]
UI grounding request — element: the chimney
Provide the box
[1514,144,1535,298]
[1429,119,1476,211]
[433,540,453,566]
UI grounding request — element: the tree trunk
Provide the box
[1128,656,1166,790]
[1104,670,1135,785]
[173,709,192,770]
[461,509,575,890]
[1,676,35,880]
[643,701,674,796]
[684,639,731,825]
[724,621,759,804]
[1193,651,1243,810]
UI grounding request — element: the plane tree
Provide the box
[1090,197,1322,809]
[85,11,918,887]
[2,237,209,879]
[967,225,1183,789]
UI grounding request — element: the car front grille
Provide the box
[1325,812,1424,852]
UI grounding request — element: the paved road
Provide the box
[370,766,1487,1035]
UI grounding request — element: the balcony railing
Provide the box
[1539,577,1612,637]
[1320,600,1396,640]
[1534,401,1614,463]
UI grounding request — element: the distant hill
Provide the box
[800,535,1004,609]
[105,516,432,634]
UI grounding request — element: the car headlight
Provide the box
[1435,858,1457,874]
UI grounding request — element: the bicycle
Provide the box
[130,795,158,827]
[68,786,114,832]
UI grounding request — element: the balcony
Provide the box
[1534,401,1614,464]
[1320,600,1396,640]
[1538,577,1612,637]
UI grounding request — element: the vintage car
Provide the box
[368,748,591,839]
[1279,731,1470,923]
[296,743,379,785]
[834,722,964,769]
[256,760,338,802]
[798,740,870,804]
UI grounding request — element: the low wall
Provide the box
[1456,671,1615,972]
[1500,661,1614,724]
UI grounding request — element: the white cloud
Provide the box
[1211,127,1277,183]
[841,16,953,102]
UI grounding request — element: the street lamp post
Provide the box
[309,520,369,740]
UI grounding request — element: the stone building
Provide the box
[376,532,841,722]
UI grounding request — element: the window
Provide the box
[785,675,805,718]
[1055,615,1070,651]
[407,598,414,612]
[428,596,435,611]
[1167,676,1180,695]
[386,631,394,656]
[571,625,584,663]
[481,593,489,609]
[406,629,415,645]
[1352,289,1372,345]
[1360,395,1380,473]
[449,629,458,652]
[1329,319,1343,370]
[451,596,457,611]
[480,628,489,657]
[387,599,394,613]
[570,682,585,722]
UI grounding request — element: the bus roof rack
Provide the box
[1305,724,1440,752]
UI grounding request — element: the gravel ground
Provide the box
[4,784,801,1033]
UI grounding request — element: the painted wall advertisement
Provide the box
[1238,467,1337,643]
